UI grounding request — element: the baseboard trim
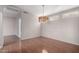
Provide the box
[21,35,40,40]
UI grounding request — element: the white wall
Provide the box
[0,6,4,48]
[3,16,19,37]
[3,8,19,37]
[21,13,40,40]
[41,12,79,45]
[3,7,41,40]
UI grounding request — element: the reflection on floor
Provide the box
[1,36,79,53]
[2,35,20,53]
[4,35,19,46]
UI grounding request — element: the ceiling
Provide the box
[3,7,19,18]
[16,5,78,16]
[3,5,79,18]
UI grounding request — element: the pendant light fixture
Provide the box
[39,5,48,23]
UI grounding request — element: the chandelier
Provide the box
[38,5,48,23]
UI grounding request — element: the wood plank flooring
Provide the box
[4,35,19,46]
[1,36,79,53]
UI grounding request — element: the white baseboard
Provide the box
[21,35,40,40]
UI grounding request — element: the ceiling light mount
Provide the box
[38,5,48,23]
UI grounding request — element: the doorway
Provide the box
[2,6,22,52]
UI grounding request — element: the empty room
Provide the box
[0,5,79,53]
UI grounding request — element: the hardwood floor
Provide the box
[21,37,79,53]
[4,35,19,46]
[0,36,79,53]
[2,35,20,53]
